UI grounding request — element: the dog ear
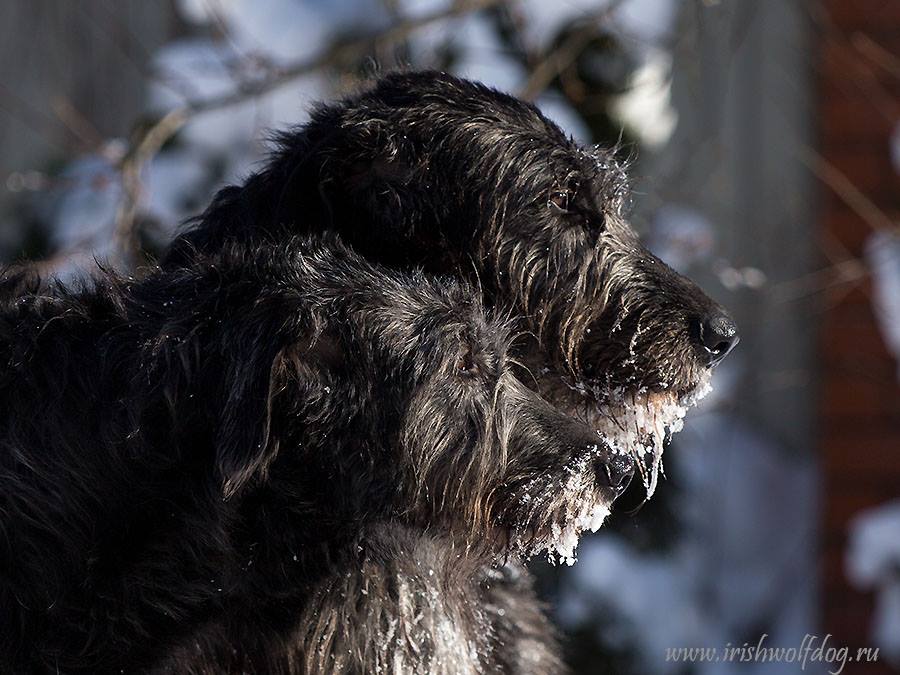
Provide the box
[272,116,445,263]
[215,316,347,500]
[215,320,289,500]
[320,123,416,221]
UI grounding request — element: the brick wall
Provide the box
[820,2,900,671]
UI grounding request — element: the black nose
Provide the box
[596,455,635,495]
[692,313,739,366]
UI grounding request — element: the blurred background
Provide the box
[1,1,898,672]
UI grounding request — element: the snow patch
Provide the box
[609,50,678,149]
[847,499,900,587]
[865,230,900,380]
[847,499,900,666]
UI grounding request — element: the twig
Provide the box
[154,0,502,117]
[769,257,867,304]
[112,109,190,267]
[810,5,897,123]
[0,83,88,154]
[850,32,900,81]
[795,143,896,233]
[518,0,631,102]
[519,25,595,102]
[51,97,105,150]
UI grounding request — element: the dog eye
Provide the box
[548,190,571,212]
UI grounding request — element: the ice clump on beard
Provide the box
[593,371,712,499]
[535,371,712,566]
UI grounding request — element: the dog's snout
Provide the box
[691,313,739,366]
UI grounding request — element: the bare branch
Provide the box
[518,0,631,102]
[51,97,105,150]
[112,109,190,267]
[158,0,503,117]
[850,32,900,81]
[769,257,868,304]
[0,83,89,154]
[795,143,896,233]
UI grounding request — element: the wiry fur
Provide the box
[0,234,623,673]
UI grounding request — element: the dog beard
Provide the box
[587,370,713,499]
[526,371,712,566]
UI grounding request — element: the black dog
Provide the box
[0,234,629,673]
[168,70,739,497]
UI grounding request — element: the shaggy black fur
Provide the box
[167,70,738,412]
[0,234,627,673]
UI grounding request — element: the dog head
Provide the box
[358,276,635,564]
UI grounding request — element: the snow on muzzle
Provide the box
[590,371,713,501]
[518,373,712,566]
